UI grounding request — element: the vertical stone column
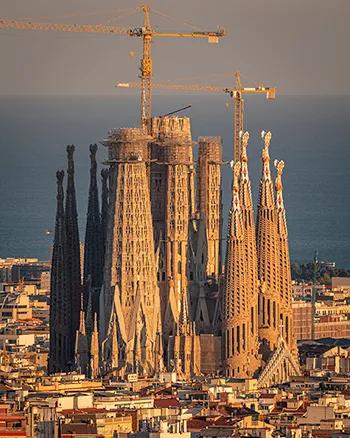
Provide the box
[274,160,298,356]
[196,136,222,281]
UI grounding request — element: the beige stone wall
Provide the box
[200,334,221,375]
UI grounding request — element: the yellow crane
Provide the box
[117,72,276,161]
[0,5,224,131]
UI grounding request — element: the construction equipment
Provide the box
[117,72,276,161]
[0,5,224,131]
[228,72,276,162]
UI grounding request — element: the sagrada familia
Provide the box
[49,116,301,387]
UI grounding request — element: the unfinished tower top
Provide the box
[151,116,192,144]
[105,127,151,161]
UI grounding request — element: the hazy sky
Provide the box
[1,0,349,95]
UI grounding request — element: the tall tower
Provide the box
[150,117,194,336]
[223,162,258,378]
[100,127,162,376]
[239,132,260,373]
[64,145,82,364]
[49,170,68,373]
[196,136,222,281]
[83,144,103,316]
[194,136,222,333]
[274,160,297,353]
[256,132,280,359]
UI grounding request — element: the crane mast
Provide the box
[140,5,152,130]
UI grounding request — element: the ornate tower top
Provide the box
[261,131,272,179]
[228,162,242,238]
[67,144,75,176]
[240,131,249,182]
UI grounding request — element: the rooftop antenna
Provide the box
[161,104,192,117]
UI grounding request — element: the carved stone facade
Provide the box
[50,120,300,383]
[100,128,162,377]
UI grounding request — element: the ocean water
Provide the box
[0,94,349,267]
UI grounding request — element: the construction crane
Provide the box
[0,5,224,131]
[117,72,276,161]
[227,72,276,162]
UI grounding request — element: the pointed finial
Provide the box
[233,162,241,193]
[240,131,249,163]
[56,170,64,185]
[89,143,97,156]
[261,132,272,179]
[274,159,285,192]
[66,144,75,175]
[262,131,272,154]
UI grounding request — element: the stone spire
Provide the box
[65,145,81,365]
[223,162,255,378]
[101,168,109,260]
[100,127,162,377]
[238,132,260,374]
[49,170,68,373]
[90,313,100,379]
[274,160,297,354]
[84,144,103,315]
[74,294,89,375]
[256,132,280,360]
